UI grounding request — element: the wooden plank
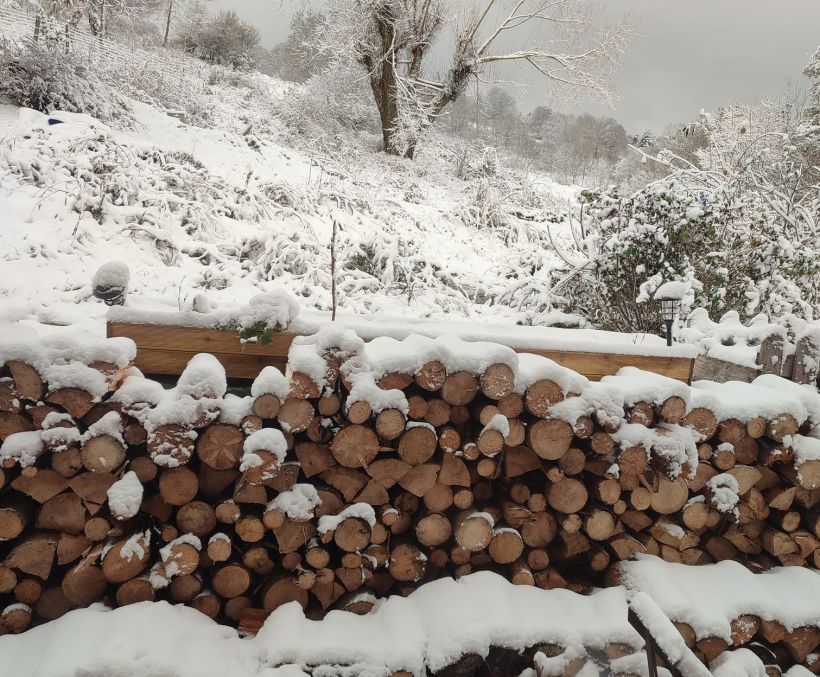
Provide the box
[134,348,287,380]
[109,322,694,382]
[108,322,296,357]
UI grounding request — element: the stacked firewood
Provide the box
[0,332,818,674]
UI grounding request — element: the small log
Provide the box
[397,425,437,466]
[441,372,479,406]
[682,407,718,440]
[415,513,452,547]
[455,513,494,552]
[415,361,447,391]
[0,495,34,541]
[650,477,689,515]
[102,532,151,583]
[375,409,406,441]
[213,563,252,599]
[548,478,588,514]
[253,394,281,419]
[176,500,217,537]
[7,361,44,402]
[388,542,426,582]
[148,424,195,466]
[116,578,154,606]
[331,425,379,468]
[480,363,515,400]
[488,529,524,564]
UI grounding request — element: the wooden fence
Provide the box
[106,322,696,383]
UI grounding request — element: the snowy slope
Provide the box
[0,65,579,339]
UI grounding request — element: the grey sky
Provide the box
[213,0,820,133]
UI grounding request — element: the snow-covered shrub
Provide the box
[0,39,131,125]
[554,103,820,334]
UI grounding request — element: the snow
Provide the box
[0,430,44,468]
[621,555,820,641]
[267,484,322,521]
[43,363,109,399]
[120,530,150,562]
[483,413,510,438]
[317,503,377,534]
[515,352,589,395]
[218,394,254,425]
[343,359,409,415]
[287,343,331,388]
[602,366,690,407]
[0,572,644,677]
[550,381,625,430]
[111,372,166,408]
[40,412,74,429]
[177,353,227,400]
[107,471,144,520]
[787,434,820,466]
[243,428,287,461]
[710,649,768,677]
[629,591,711,677]
[654,281,688,301]
[611,424,699,479]
[690,379,809,424]
[705,473,740,516]
[40,425,81,453]
[0,328,136,373]
[235,290,300,333]
[82,410,124,444]
[2,603,32,617]
[753,374,820,427]
[92,260,130,291]
[251,366,290,400]
[160,534,202,562]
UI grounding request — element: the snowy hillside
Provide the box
[0,62,578,338]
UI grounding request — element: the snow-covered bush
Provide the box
[553,104,820,334]
[0,39,131,125]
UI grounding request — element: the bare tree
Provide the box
[321,0,630,158]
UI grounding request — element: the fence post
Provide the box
[33,14,42,43]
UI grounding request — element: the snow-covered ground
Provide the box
[0,61,582,342]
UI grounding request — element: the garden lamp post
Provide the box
[657,297,680,347]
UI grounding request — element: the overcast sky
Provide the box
[213,0,820,133]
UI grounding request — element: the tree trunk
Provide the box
[366,6,403,156]
[164,0,174,47]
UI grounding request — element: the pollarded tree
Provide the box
[319,0,630,158]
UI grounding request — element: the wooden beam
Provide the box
[107,322,694,382]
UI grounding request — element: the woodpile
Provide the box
[1,331,819,675]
